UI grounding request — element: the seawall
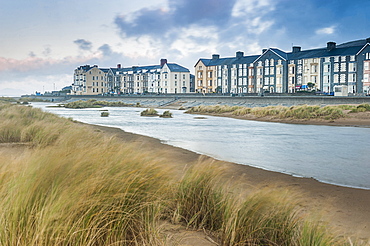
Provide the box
[24,94,370,108]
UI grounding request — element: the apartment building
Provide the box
[72,65,109,95]
[194,37,370,95]
[72,59,191,95]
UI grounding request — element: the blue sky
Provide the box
[0,0,369,96]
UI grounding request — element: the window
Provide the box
[101,82,104,86]
[264,77,269,85]
[340,74,346,83]
[183,74,186,79]
[174,74,177,79]
[364,74,369,82]
[334,74,339,83]
[175,81,177,86]
[297,65,302,74]
[334,63,339,72]
[350,55,355,61]
[341,56,346,62]
[365,62,369,70]
[265,59,269,66]
[310,65,316,74]
[324,64,330,73]
[265,67,269,75]
[340,63,346,72]
[334,56,339,62]
[208,71,213,78]
[199,66,202,70]
[324,57,330,62]
[92,82,95,86]
[311,75,317,84]
[257,68,262,76]
[348,73,356,82]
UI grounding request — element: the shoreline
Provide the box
[177,109,370,128]
[89,123,370,242]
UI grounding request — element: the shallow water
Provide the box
[34,103,370,190]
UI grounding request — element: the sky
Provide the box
[0,0,369,96]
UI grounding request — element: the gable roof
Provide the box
[165,63,190,72]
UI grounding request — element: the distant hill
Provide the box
[0,88,27,97]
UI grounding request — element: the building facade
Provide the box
[194,38,370,95]
[72,65,109,95]
[72,59,191,95]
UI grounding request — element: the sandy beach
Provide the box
[86,123,370,243]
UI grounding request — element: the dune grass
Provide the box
[64,99,136,109]
[0,104,358,245]
[140,108,159,116]
[185,104,356,120]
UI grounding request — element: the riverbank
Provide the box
[177,104,370,128]
[89,124,370,243]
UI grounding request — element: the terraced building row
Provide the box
[72,37,370,96]
[195,38,370,95]
[72,59,193,95]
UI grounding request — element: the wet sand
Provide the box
[90,124,370,242]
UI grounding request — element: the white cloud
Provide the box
[316,26,336,35]
[232,0,275,17]
[169,25,219,56]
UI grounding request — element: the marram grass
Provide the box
[185,104,358,120]
[0,104,359,245]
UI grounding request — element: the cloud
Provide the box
[316,26,336,35]
[74,39,93,51]
[114,0,237,38]
[113,0,277,66]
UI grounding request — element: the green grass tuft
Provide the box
[140,108,159,116]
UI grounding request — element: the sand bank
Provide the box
[89,124,370,242]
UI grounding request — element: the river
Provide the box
[33,103,370,190]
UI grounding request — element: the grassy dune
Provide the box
[186,104,370,121]
[0,103,357,245]
[63,99,139,109]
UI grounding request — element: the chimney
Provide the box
[236,51,244,58]
[212,54,220,60]
[327,42,336,51]
[262,49,267,54]
[366,37,370,44]
[117,64,121,69]
[292,46,301,53]
[160,59,167,67]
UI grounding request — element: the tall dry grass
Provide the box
[172,161,350,246]
[0,104,357,245]
[0,104,170,245]
[186,104,348,120]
